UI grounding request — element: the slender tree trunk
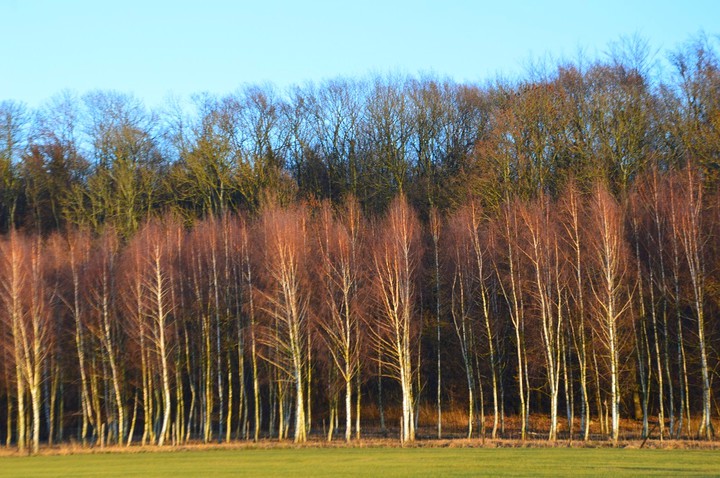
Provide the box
[237,323,246,441]
[203,316,213,443]
[15,363,26,453]
[101,263,124,445]
[226,354,233,443]
[562,328,573,440]
[669,196,690,438]
[183,324,196,443]
[631,216,651,439]
[251,322,260,441]
[291,327,307,443]
[305,341,312,437]
[676,170,713,439]
[430,211,442,439]
[650,175,674,436]
[4,360,13,448]
[345,367,352,442]
[29,368,41,454]
[378,355,385,435]
[175,366,184,444]
[4,236,27,453]
[648,270,664,440]
[70,250,93,446]
[633,307,650,438]
[127,392,138,446]
[355,373,361,440]
[243,227,261,442]
[155,251,172,446]
[210,245,224,444]
[450,266,475,439]
[590,346,602,436]
[499,205,527,441]
[139,327,150,446]
[466,204,499,439]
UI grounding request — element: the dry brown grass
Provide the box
[1,434,718,458]
[1,409,718,457]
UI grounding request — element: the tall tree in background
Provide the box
[308,80,364,199]
[0,101,28,232]
[172,94,238,216]
[589,36,656,194]
[362,77,413,211]
[236,86,293,209]
[23,92,87,232]
[82,91,163,237]
[667,35,720,183]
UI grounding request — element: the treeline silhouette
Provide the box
[0,34,719,451]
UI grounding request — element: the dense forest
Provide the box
[1,35,720,452]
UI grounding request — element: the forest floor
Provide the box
[1,413,718,457]
[1,424,719,458]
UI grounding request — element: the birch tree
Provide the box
[494,200,530,439]
[124,219,177,446]
[0,232,51,453]
[586,184,633,444]
[446,206,479,438]
[371,196,421,443]
[257,202,311,443]
[314,199,364,441]
[671,167,714,439]
[0,231,29,452]
[558,182,591,440]
[86,228,126,444]
[519,197,564,441]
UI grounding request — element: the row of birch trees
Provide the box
[1,162,719,452]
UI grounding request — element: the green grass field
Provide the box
[2,447,720,477]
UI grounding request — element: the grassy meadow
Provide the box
[2,446,720,477]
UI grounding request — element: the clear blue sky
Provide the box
[1,0,718,108]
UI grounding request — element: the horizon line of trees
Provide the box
[0,34,717,235]
[1,33,719,452]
